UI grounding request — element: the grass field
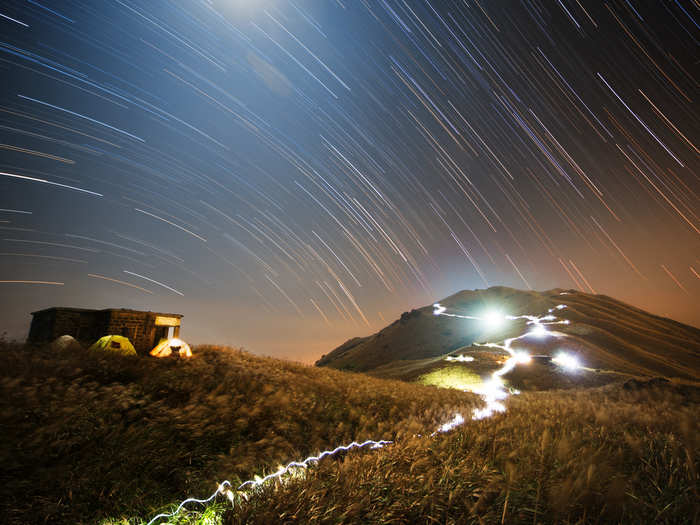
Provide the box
[230,381,699,525]
[0,342,475,524]
[1,340,698,524]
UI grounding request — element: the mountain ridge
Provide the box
[316,286,700,382]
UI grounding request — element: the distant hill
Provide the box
[316,286,700,382]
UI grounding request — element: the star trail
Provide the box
[0,1,697,359]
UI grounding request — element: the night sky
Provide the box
[0,1,697,362]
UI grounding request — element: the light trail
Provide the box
[148,407,473,525]
[433,301,573,420]
[0,11,28,26]
[445,354,474,362]
[596,73,684,167]
[17,94,145,143]
[134,208,207,243]
[552,352,580,370]
[0,280,63,285]
[2,238,100,252]
[0,170,103,197]
[661,264,690,295]
[146,439,392,525]
[1,0,696,518]
[431,413,465,435]
[0,252,87,263]
[0,208,32,214]
[147,300,579,523]
[122,270,184,296]
[0,143,74,164]
[87,273,153,294]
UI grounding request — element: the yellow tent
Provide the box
[150,337,192,358]
[88,335,137,356]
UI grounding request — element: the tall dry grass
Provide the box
[228,380,699,524]
[1,341,697,524]
[0,342,476,524]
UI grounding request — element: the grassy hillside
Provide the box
[1,339,698,524]
[0,342,476,524]
[229,379,699,524]
[316,287,700,382]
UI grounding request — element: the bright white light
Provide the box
[473,401,506,420]
[473,377,508,400]
[527,324,549,337]
[513,351,531,364]
[146,439,392,525]
[445,354,474,362]
[472,377,508,420]
[553,352,580,371]
[434,413,465,433]
[556,304,567,309]
[497,357,518,376]
[433,303,446,315]
[482,309,506,329]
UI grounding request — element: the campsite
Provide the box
[26,307,192,359]
[1,1,698,523]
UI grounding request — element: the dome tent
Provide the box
[150,338,192,358]
[50,334,83,352]
[88,335,137,356]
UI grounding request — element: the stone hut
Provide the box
[27,307,182,354]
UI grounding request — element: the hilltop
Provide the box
[316,287,700,384]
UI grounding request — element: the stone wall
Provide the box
[107,311,157,353]
[27,310,55,343]
[27,309,106,344]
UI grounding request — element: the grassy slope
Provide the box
[2,334,699,523]
[231,380,699,524]
[0,343,476,524]
[317,287,700,381]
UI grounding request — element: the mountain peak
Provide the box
[317,287,700,381]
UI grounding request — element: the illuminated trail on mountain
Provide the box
[148,301,578,524]
[432,302,572,419]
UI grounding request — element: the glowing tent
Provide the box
[88,335,137,356]
[150,338,192,358]
[50,334,83,352]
